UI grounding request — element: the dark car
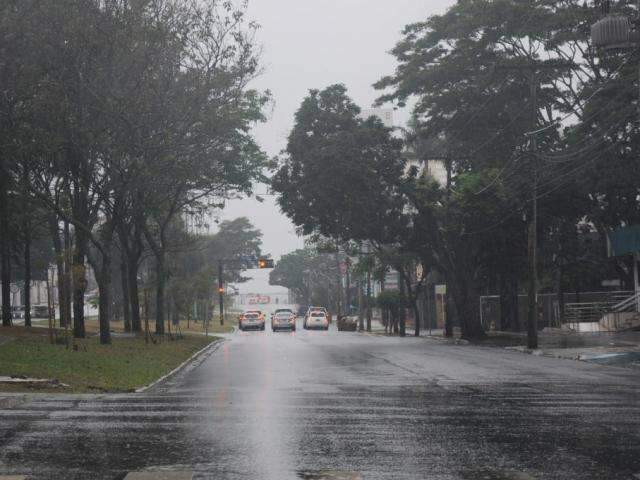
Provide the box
[337,315,358,331]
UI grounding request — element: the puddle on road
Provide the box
[581,351,640,366]
[297,471,362,480]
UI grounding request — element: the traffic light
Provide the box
[218,287,224,294]
[258,257,274,269]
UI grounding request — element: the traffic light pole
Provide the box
[218,261,224,326]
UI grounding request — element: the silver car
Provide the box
[271,311,296,331]
[239,311,265,331]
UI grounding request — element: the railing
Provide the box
[611,292,640,313]
[478,290,635,330]
[564,301,617,323]
[564,292,640,331]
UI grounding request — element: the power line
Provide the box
[548,49,637,130]
[473,153,527,195]
[541,107,637,162]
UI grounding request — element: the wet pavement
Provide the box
[1,319,639,479]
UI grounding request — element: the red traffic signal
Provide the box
[258,257,274,269]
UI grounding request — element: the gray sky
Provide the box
[220,0,455,261]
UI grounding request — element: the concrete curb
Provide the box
[135,337,224,393]
[360,330,469,345]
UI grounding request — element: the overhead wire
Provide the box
[447,2,638,233]
[472,53,638,192]
[462,143,616,237]
[541,87,638,160]
[540,110,637,163]
[547,49,637,131]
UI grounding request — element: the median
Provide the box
[0,327,218,393]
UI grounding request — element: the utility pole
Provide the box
[345,257,351,315]
[366,268,372,332]
[495,59,554,349]
[334,252,343,317]
[218,260,224,326]
[399,270,406,337]
[358,280,364,331]
[526,68,539,350]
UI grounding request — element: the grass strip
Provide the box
[0,330,218,393]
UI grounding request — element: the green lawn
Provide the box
[0,330,218,393]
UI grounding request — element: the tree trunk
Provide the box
[412,300,421,337]
[63,222,73,328]
[129,262,141,333]
[120,259,131,332]
[402,273,421,337]
[451,274,485,340]
[98,252,112,345]
[0,169,12,327]
[49,215,67,328]
[72,230,87,338]
[23,218,31,328]
[357,280,364,331]
[444,290,454,338]
[399,277,406,337]
[555,266,564,327]
[155,252,165,335]
[20,164,31,328]
[499,272,519,331]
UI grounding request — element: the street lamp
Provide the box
[591,0,639,50]
[591,14,634,49]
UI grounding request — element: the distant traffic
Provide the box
[236,305,360,333]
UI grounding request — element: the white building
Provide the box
[359,108,394,128]
[229,269,294,312]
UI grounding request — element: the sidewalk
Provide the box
[365,319,640,368]
[504,329,640,368]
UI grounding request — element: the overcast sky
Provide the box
[220,0,455,263]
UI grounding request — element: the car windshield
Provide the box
[244,313,259,319]
[311,312,325,317]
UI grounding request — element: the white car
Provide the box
[304,310,329,330]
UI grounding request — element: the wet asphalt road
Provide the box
[1,319,640,480]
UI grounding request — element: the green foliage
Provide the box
[0,0,269,337]
[168,217,263,320]
[376,290,405,310]
[272,84,407,244]
[269,248,341,309]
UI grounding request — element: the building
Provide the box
[359,108,394,128]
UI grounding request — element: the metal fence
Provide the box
[479,291,634,331]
